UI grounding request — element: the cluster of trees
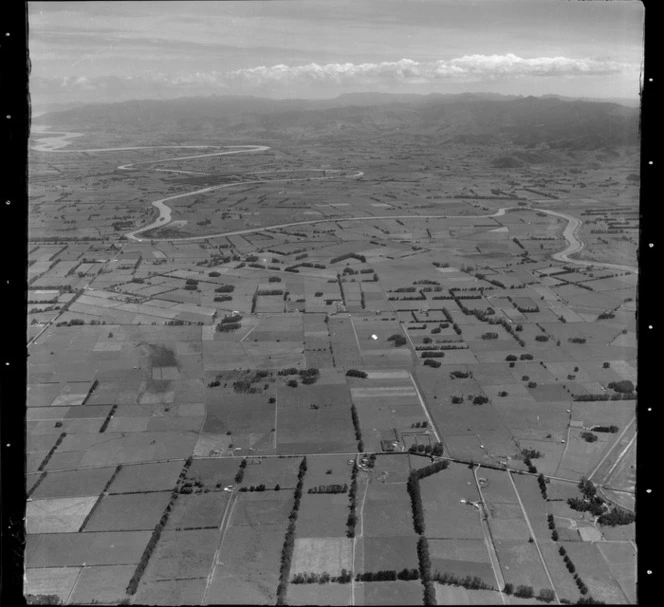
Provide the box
[573,393,635,402]
[567,477,609,517]
[558,545,581,582]
[214,284,235,293]
[472,395,489,405]
[126,457,193,595]
[439,308,463,335]
[346,462,359,538]
[407,460,450,534]
[291,570,352,584]
[238,484,273,492]
[424,359,442,368]
[608,380,635,394]
[216,314,243,333]
[416,344,467,351]
[346,369,368,378]
[591,425,619,433]
[98,404,117,433]
[387,334,407,347]
[503,584,555,601]
[434,572,495,591]
[38,431,67,472]
[276,457,307,605]
[417,536,436,605]
[214,295,232,302]
[330,252,367,264]
[354,570,412,582]
[537,473,549,499]
[481,332,499,340]
[350,404,363,451]
[568,337,587,344]
[184,278,198,291]
[450,370,472,379]
[234,458,247,484]
[522,447,542,460]
[421,351,445,358]
[580,431,598,443]
[277,368,322,385]
[308,484,348,494]
[256,289,284,296]
[408,442,443,457]
[598,507,635,527]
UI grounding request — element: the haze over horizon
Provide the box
[29,0,643,111]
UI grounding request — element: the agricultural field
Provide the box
[23,87,639,605]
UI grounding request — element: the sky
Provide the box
[28,0,644,110]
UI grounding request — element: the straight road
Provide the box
[507,471,561,605]
[472,466,509,605]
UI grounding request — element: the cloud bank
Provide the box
[31,53,636,107]
[227,54,626,86]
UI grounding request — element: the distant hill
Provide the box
[35,93,639,150]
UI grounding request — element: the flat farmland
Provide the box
[435,585,504,605]
[479,469,531,542]
[596,541,637,604]
[491,398,570,443]
[363,580,424,605]
[109,460,183,493]
[297,493,350,537]
[27,496,98,534]
[493,540,553,592]
[420,465,484,539]
[539,542,584,603]
[67,564,136,605]
[363,483,417,537]
[362,535,419,572]
[510,473,555,542]
[562,542,631,604]
[350,379,430,452]
[52,431,198,468]
[554,427,616,480]
[370,453,413,484]
[31,466,116,499]
[204,525,285,605]
[26,95,639,606]
[141,529,221,581]
[287,583,352,606]
[24,567,82,604]
[291,537,353,575]
[243,339,305,369]
[276,383,357,454]
[430,557,496,588]
[204,393,275,453]
[328,315,363,368]
[134,578,207,606]
[240,456,303,488]
[26,531,151,567]
[84,492,171,531]
[301,453,353,489]
[166,492,230,530]
[185,458,242,488]
[230,489,294,527]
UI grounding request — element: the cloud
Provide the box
[31,53,637,107]
[226,54,628,87]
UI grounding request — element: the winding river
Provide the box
[31,127,636,274]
